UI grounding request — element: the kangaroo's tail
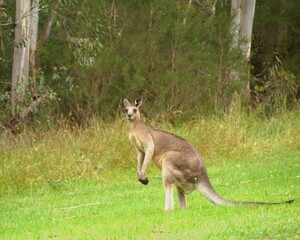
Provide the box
[198,170,294,206]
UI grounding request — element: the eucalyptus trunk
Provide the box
[230,0,256,95]
[29,0,39,74]
[231,0,256,61]
[11,0,39,118]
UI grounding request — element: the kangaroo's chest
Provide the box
[129,132,144,152]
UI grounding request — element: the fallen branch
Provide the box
[53,202,112,211]
[49,213,100,221]
[239,177,269,185]
[218,177,269,187]
[271,191,289,196]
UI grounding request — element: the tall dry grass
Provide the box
[1,111,299,195]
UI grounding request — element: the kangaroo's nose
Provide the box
[127,114,132,118]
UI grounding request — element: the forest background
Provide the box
[0,0,299,128]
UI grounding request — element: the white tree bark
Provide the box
[240,0,256,60]
[231,0,256,61]
[11,0,39,118]
[230,0,242,50]
[29,0,39,72]
[11,0,31,117]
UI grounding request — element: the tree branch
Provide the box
[38,0,61,47]
[3,97,43,131]
[20,97,43,118]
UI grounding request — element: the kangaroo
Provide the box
[123,97,294,211]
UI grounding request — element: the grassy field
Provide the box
[1,151,299,239]
[1,112,300,239]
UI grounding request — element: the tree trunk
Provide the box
[230,0,256,102]
[231,0,256,61]
[11,0,31,118]
[240,0,256,61]
[11,0,39,119]
[38,0,61,48]
[230,0,242,51]
[29,0,39,75]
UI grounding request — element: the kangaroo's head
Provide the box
[123,98,143,122]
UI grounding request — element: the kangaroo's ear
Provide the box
[135,97,143,108]
[123,98,131,107]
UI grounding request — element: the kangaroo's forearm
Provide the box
[140,143,154,177]
[137,151,144,174]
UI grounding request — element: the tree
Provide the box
[10,0,39,120]
[231,0,256,62]
[29,0,39,74]
[229,0,256,99]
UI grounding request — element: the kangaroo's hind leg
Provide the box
[162,154,186,211]
[164,183,174,211]
[177,187,187,209]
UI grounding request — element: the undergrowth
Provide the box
[0,111,299,196]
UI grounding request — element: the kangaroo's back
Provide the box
[149,128,203,168]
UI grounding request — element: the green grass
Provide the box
[1,151,299,239]
[0,112,299,239]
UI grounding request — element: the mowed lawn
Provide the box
[1,151,299,239]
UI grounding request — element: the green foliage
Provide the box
[251,0,300,109]
[2,0,249,125]
[252,55,298,115]
[0,0,299,125]
[0,2,15,120]
[67,36,103,68]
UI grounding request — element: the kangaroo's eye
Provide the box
[125,109,128,113]
[133,109,137,113]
